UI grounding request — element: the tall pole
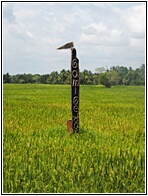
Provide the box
[71,48,79,133]
[57,42,80,133]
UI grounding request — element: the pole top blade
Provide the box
[57,41,74,50]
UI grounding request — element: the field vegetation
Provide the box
[3,84,145,193]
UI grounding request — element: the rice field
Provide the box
[3,84,145,193]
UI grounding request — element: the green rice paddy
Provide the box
[3,84,145,193]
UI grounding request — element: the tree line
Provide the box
[3,64,145,87]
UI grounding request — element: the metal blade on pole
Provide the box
[57,42,74,50]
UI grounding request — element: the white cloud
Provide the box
[63,13,76,25]
[80,27,129,47]
[2,2,146,74]
[108,3,145,41]
[130,37,145,51]
[83,22,108,33]
[26,30,34,38]
[122,4,145,38]
[14,8,40,21]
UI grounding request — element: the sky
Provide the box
[2,2,146,75]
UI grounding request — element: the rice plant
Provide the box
[3,84,145,193]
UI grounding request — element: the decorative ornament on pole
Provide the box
[57,42,74,50]
[57,42,80,133]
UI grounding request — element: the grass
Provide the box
[3,84,145,193]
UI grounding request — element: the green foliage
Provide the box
[3,64,145,86]
[3,84,145,193]
[3,73,11,83]
[99,65,145,87]
[100,71,120,88]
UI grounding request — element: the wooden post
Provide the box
[67,120,72,133]
[71,48,80,133]
[57,42,80,133]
